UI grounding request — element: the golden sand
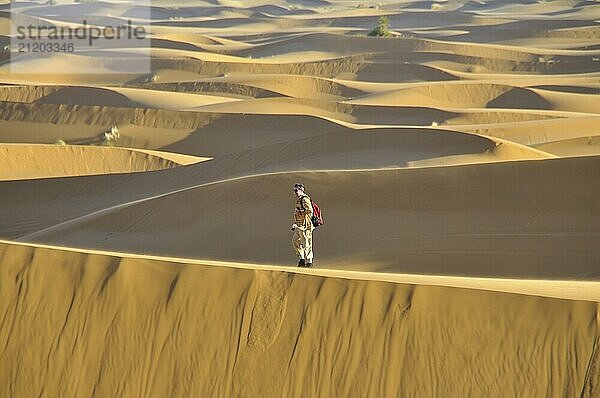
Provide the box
[0,0,599,396]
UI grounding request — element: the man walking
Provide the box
[291,183,314,268]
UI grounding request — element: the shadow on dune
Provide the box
[3,156,598,280]
[487,88,552,110]
[35,87,138,108]
[161,114,487,157]
[356,63,457,83]
[348,105,459,125]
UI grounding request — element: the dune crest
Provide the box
[0,144,189,180]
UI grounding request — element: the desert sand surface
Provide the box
[0,0,599,396]
[0,143,207,180]
[1,240,599,397]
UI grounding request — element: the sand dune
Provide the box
[347,83,515,107]
[0,144,185,180]
[110,87,243,110]
[0,95,552,158]
[1,0,599,396]
[346,82,570,110]
[0,129,553,241]
[463,115,600,146]
[530,87,600,114]
[3,156,597,279]
[0,241,598,397]
[534,136,600,157]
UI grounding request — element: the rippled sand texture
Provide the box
[0,0,599,396]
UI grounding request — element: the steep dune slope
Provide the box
[0,242,598,397]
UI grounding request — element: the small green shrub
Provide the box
[368,16,392,38]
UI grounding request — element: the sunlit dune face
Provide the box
[1,1,599,396]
